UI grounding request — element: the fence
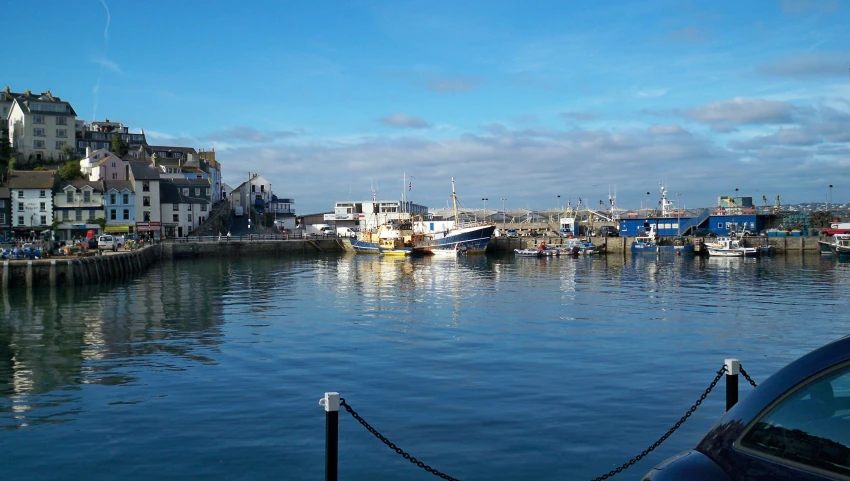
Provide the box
[159,232,341,243]
[318,358,759,481]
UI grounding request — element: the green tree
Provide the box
[61,144,77,161]
[57,160,84,181]
[111,134,128,157]
[94,217,106,230]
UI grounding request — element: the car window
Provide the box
[738,362,850,478]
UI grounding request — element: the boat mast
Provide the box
[451,177,459,226]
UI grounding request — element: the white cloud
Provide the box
[91,57,123,74]
[379,113,431,129]
[683,97,797,124]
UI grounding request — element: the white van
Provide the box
[98,235,119,252]
[337,227,358,238]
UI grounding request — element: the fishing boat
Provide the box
[349,220,431,256]
[705,236,760,257]
[630,224,695,255]
[564,238,603,255]
[424,178,496,254]
[819,234,850,256]
[829,235,850,259]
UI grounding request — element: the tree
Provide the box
[61,144,77,161]
[94,217,106,230]
[57,160,84,181]
[111,134,128,157]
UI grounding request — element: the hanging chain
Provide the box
[588,365,727,481]
[739,365,758,388]
[339,398,462,481]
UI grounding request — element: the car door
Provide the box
[728,362,850,480]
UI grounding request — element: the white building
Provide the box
[232,173,273,215]
[8,170,56,239]
[54,180,105,241]
[128,162,162,239]
[7,90,76,162]
[326,200,429,232]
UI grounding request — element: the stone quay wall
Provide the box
[1,246,158,291]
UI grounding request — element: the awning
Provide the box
[105,225,131,233]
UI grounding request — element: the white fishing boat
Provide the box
[705,236,760,257]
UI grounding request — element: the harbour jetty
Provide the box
[1,246,157,290]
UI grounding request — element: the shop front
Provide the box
[136,221,162,241]
[58,222,100,242]
[104,223,134,235]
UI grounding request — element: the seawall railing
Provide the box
[318,359,759,481]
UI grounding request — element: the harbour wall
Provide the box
[1,246,158,291]
[489,235,822,255]
[161,238,345,259]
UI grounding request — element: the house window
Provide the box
[112,173,117,180]
[56,129,67,138]
[110,193,117,204]
[188,204,192,211]
[195,188,200,196]
[143,196,150,207]
[123,209,129,220]
[17,191,23,198]
[201,204,207,212]
[40,202,45,212]
[83,191,91,203]
[88,210,95,221]
[34,140,45,149]
[143,181,150,192]
[75,209,82,221]
[112,162,115,167]
[110,209,116,220]
[261,185,265,192]
[17,216,24,225]
[56,141,66,149]
[252,185,256,192]
[17,202,24,211]
[40,215,46,225]
[0,213,5,224]
[33,115,44,124]
[188,214,192,222]
[33,128,45,137]
[205,188,209,196]
[143,211,150,222]
[123,194,129,204]
[173,214,179,222]
[173,203,179,211]
[56,117,67,125]
[63,210,69,220]
[40,190,46,198]
[182,188,189,196]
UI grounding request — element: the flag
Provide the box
[408,182,412,191]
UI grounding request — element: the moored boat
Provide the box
[349,220,431,256]
[705,236,760,257]
[424,178,496,254]
[630,224,695,255]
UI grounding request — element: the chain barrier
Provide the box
[339,398,462,481]
[739,365,758,388]
[588,365,727,481]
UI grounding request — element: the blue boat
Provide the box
[423,178,496,254]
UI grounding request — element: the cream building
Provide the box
[54,181,106,241]
[7,90,77,163]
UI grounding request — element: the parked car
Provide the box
[559,228,574,238]
[599,226,620,237]
[505,229,519,238]
[643,334,850,481]
[97,235,119,252]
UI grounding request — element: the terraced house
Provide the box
[8,170,55,239]
[0,187,10,240]
[54,180,105,241]
[103,180,135,236]
[7,90,76,162]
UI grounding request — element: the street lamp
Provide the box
[829,184,834,211]
[501,198,507,229]
[482,198,488,223]
[646,192,651,215]
[557,195,561,211]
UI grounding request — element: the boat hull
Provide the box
[428,224,496,254]
[349,238,382,254]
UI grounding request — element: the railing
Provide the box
[679,207,712,235]
[319,359,759,481]
[159,232,343,243]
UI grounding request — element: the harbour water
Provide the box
[1,253,848,480]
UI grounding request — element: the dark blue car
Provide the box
[643,335,850,480]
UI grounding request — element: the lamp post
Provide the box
[501,198,507,229]
[829,184,833,211]
[481,198,488,223]
[646,191,651,215]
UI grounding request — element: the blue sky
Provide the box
[7,0,850,214]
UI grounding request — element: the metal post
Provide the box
[725,359,740,411]
[320,392,340,481]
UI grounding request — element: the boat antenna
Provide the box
[451,177,459,226]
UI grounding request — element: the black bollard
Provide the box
[725,359,740,411]
[320,392,340,481]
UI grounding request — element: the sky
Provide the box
[6,0,850,214]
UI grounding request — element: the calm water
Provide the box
[1,253,849,480]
